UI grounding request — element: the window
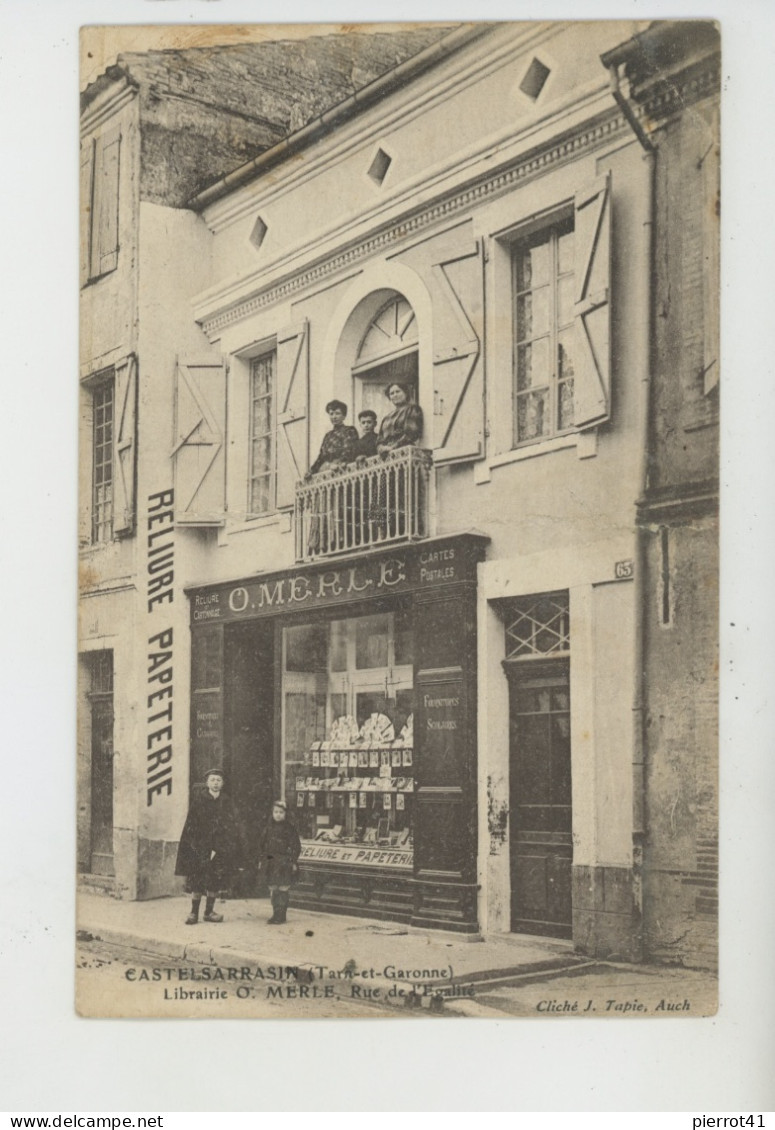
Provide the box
[512,219,576,445]
[504,591,570,659]
[91,376,114,543]
[80,126,121,285]
[249,351,276,515]
[281,610,415,868]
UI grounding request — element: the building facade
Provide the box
[78,21,720,967]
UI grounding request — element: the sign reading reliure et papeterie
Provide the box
[187,535,488,625]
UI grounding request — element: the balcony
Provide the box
[294,446,432,563]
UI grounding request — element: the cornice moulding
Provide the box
[195,102,628,338]
[81,79,136,137]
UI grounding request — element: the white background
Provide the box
[2,0,774,1114]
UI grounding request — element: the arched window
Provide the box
[352,295,419,419]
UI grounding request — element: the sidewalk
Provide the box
[77,891,717,1017]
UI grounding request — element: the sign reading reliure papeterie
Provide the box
[187,535,488,626]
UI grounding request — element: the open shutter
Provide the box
[113,355,137,536]
[431,240,484,463]
[399,224,484,463]
[275,320,309,509]
[80,139,94,285]
[94,126,121,278]
[173,358,227,526]
[573,173,612,430]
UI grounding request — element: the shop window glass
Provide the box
[355,613,390,669]
[285,623,328,671]
[282,609,414,868]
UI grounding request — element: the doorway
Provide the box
[505,661,572,938]
[87,651,114,876]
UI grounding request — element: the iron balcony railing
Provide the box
[294,446,432,562]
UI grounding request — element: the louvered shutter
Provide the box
[573,174,612,429]
[93,126,121,278]
[80,139,94,285]
[113,355,137,536]
[275,320,309,509]
[172,358,227,525]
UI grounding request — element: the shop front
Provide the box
[187,533,488,932]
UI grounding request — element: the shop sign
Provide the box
[189,536,487,626]
[300,842,413,870]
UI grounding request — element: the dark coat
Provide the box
[353,431,378,459]
[309,425,359,475]
[259,816,302,888]
[175,786,242,894]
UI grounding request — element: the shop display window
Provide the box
[282,609,414,868]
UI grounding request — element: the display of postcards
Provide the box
[349,793,357,808]
[402,749,412,766]
[357,750,368,767]
[310,741,321,751]
[391,750,401,767]
[321,750,330,767]
[383,793,392,809]
[363,828,378,844]
[297,793,305,807]
[305,777,317,790]
[312,750,320,766]
[348,750,358,768]
[330,750,339,767]
[296,776,306,791]
[308,793,316,806]
[380,750,390,767]
[396,794,405,811]
[320,741,330,750]
[369,750,379,768]
[393,777,405,791]
[378,763,391,779]
[359,793,367,808]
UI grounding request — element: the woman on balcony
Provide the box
[371,383,426,541]
[306,400,359,476]
[377,382,424,455]
[304,400,359,554]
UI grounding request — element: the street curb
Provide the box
[80,918,590,1015]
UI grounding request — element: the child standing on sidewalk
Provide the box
[258,799,302,925]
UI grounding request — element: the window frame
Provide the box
[89,370,115,545]
[247,346,278,519]
[511,214,577,449]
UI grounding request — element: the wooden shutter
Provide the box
[399,225,484,463]
[80,139,94,285]
[275,320,309,509]
[172,358,227,526]
[113,355,137,536]
[573,173,612,430]
[93,126,121,278]
[431,240,484,463]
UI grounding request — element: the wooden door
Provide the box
[506,662,572,938]
[224,621,276,892]
[89,692,114,875]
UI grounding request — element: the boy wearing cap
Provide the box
[258,799,302,925]
[175,768,241,925]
